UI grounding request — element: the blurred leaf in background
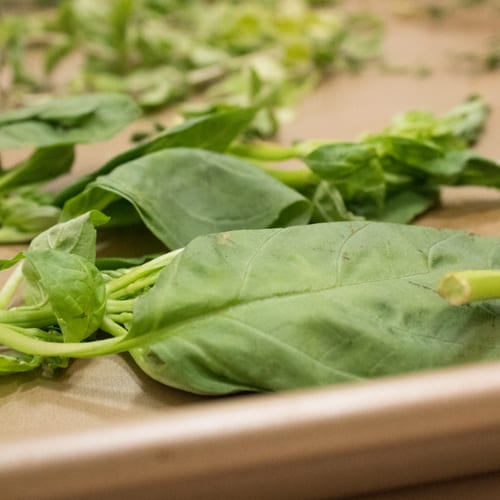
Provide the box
[0,0,383,137]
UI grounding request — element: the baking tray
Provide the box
[3,3,500,498]
[4,362,500,500]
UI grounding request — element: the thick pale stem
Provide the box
[438,270,500,305]
[229,139,329,161]
[0,324,125,357]
[229,142,301,161]
[107,312,133,324]
[100,316,129,338]
[228,142,321,190]
[259,164,318,190]
[0,307,56,328]
[106,299,135,314]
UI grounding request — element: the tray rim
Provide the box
[4,360,500,499]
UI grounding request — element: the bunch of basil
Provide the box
[1,92,500,393]
[2,212,500,395]
[1,93,494,250]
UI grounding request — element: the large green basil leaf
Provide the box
[0,93,141,149]
[53,106,256,206]
[23,250,106,343]
[63,148,311,249]
[129,222,500,395]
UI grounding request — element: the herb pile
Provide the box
[1,93,498,250]
[2,2,500,396]
[0,0,382,138]
[0,89,499,392]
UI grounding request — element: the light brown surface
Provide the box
[3,2,500,499]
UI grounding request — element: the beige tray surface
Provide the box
[2,3,500,498]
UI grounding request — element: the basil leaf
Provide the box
[380,95,488,149]
[0,253,24,271]
[305,143,386,218]
[63,148,311,249]
[0,341,69,376]
[444,94,490,146]
[375,136,444,173]
[0,196,61,237]
[95,253,159,271]
[29,210,109,262]
[53,106,256,206]
[0,350,41,375]
[128,222,500,395]
[0,146,74,193]
[0,93,141,149]
[23,250,107,343]
[376,189,438,223]
[455,154,500,188]
[25,211,108,306]
[311,181,363,222]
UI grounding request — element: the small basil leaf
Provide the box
[0,350,42,375]
[0,196,60,236]
[305,143,386,217]
[444,95,490,146]
[0,146,74,193]
[311,181,363,222]
[23,250,106,343]
[0,252,24,270]
[455,154,500,188]
[29,210,109,262]
[376,189,438,224]
[0,93,141,150]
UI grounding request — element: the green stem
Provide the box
[228,141,324,190]
[253,161,319,190]
[108,272,161,300]
[106,299,135,313]
[100,316,128,338]
[0,307,56,328]
[229,139,331,161]
[438,270,500,305]
[0,324,125,357]
[229,141,301,161]
[106,248,183,296]
[107,312,133,324]
[0,264,24,309]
